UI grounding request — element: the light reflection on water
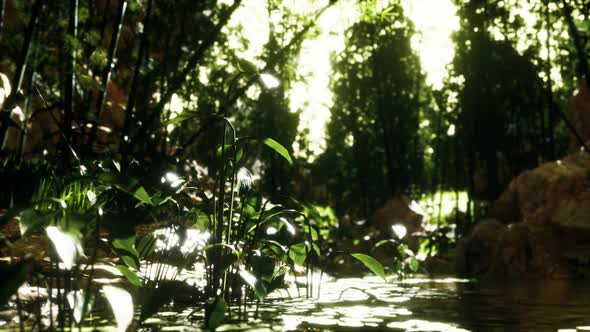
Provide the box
[141,276,590,331]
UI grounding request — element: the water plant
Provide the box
[0,108,368,330]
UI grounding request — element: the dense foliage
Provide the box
[0,0,588,329]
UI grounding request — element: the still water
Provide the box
[143,276,590,331]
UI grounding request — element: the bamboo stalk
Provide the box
[10,0,43,103]
[64,0,79,148]
[121,0,153,160]
[88,0,127,151]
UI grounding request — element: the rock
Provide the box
[459,149,590,278]
[371,195,424,239]
[489,181,521,223]
[0,210,21,239]
[455,218,506,276]
[491,151,590,230]
[487,223,569,279]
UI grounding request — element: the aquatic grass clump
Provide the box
[0,115,350,330]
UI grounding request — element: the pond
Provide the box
[139,275,590,331]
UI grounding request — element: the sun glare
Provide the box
[290,0,359,162]
[401,0,459,90]
[223,0,460,161]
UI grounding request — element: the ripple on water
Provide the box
[140,275,590,331]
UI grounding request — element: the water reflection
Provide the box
[138,276,590,331]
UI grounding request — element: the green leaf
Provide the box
[312,243,321,257]
[19,209,54,235]
[216,144,234,157]
[262,138,293,165]
[409,258,420,273]
[113,236,140,269]
[239,270,268,300]
[264,240,287,257]
[351,253,386,280]
[236,147,244,162]
[374,239,395,249]
[195,210,210,232]
[121,255,139,270]
[207,296,227,330]
[403,248,415,257]
[137,235,156,259]
[113,236,139,259]
[288,243,307,266]
[236,58,259,74]
[117,265,142,287]
[133,186,153,206]
[310,226,319,241]
[111,175,154,206]
[164,111,201,126]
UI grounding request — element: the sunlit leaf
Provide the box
[312,243,321,256]
[113,235,140,269]
[403,248,415,257]
[86,190,97,205]
[67,290,91,324]
[310,226,319,241]
[289,243,307,266]
[117,265,142,287]
[207,296,227,330]
[103,286,133,332]
[260,73,280,89]
[113,236,139,259]
[351,253,386,281]
[133,186,153,205]
[111,174,155,206]
[263,240,288,261]
[392,224,407,239]
[163,111,201,126]
[46,226,84,270]
[279,217,296,236]
[121,255,139,270]
[409,258,420,273]
[237,167,253,189]
[50,197,67,209]
[239,270,268,300]
[262,138,293,165]
[236,58,258,74]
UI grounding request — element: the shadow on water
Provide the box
[138,276,590,331]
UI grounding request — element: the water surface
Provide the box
[145,276,590,331]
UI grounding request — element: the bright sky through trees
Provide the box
[401,0,459,90]
[223,0,460,161]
